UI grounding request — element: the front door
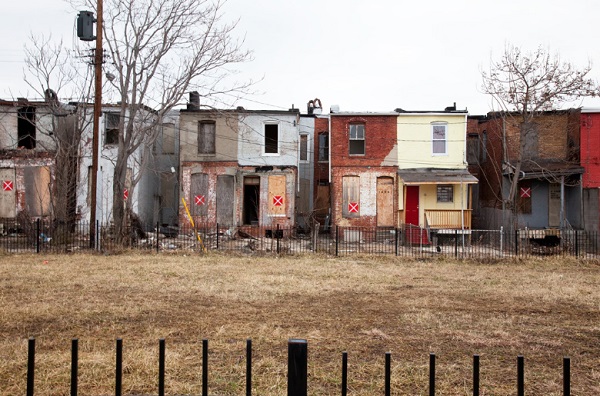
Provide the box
[548,183,561,227]
[376,177,394,227]
[405,185,419,226]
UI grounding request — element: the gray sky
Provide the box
[2,0,600,115]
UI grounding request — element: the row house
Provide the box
[327,103,474,243]
[179,93,300,232]
[0,97,164,231]
[467,110,583,231]
[580,108,600,233]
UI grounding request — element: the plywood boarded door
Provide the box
[268,175,286,216]
[0,168,16,218]
[24,166,51,216]
[377,177,394,227]
[216,175,234,226]
[191,173,208,218]
[549,183,561,227]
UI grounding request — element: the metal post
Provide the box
[156,222,160,253]
[341,352,348,396]
[202,339,208,396]
[216,223,220,250]
[515,230,518,257]
[335,226,339,256]
[517,355,524,396]
[277,223,280,254]
[429,353,435,396]
[89,0,103,249]
[246,339,252,396]
[27,337,35,396]
[500,226,504,257]
[454,229,458,258]
[473,354,479,396]
[36,218,40,253]
[395,228,399,256]
[385,352,391,396]
[575,230,579,258]
[287,339,307,396]
[71,338,78,396]
[563,357,570,396]
[115,338,122,396]
[158,339,165,396]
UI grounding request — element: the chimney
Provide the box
[188,91,200,110]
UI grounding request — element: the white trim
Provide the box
[431,122,448,156]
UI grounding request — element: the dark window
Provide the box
[437,185,453,203]
[318,133,329,161]
[198,121,216,154]
[105,113,119,145]
[349,124,365,155]
[265,124,278,154]
[299,134,308,161]
[17,106,36,149]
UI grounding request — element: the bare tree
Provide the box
[482,44,599,212]
[22,35,95,229]
[72,0,252,238]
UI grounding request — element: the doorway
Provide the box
[243,176,260,225]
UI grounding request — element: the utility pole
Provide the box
[89,0,103,248]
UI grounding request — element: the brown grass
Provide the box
[0,253,599,395]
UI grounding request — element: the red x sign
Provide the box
[520,187,531,198]
[123,189,129,200]
[194,195,205,206]
[348,202,359,213]
[273,195,283,206]
[2,180,13,192]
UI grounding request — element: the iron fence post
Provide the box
[395,228,399,256]
[36,218,40,253]
[116,339,123,396]
[277,224,281,254]
[575,230,579,258]
[156,222,160,253]
[27,337,35,396]
[71,338,78,396]
[217,224,220,251]
[158,339,165,396]
[515,230,518,257]
[454,229,458,259]
[287,339,307,396]
[336,226,339,256]
[563,356,570,396]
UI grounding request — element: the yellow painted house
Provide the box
[395,106,477,238]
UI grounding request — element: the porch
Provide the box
[425,209,472,230]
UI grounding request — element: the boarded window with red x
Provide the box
[342,175,360,218]
[518,181,532,214]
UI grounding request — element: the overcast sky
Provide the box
[1,0,600,115]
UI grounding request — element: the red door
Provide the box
[405,186,419,226]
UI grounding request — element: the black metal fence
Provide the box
[0,219,598,259]
[23,337,573,396]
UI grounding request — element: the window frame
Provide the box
[264,123,279,155]
[349,123,365,156]
[104,112,120,146]
[436,184,454,203]
[318,133,329,162]
[197,120,216,155]
[431,123,448,156]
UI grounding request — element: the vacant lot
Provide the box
[0,253,598,395]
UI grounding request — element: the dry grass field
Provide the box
[0,253,599,395]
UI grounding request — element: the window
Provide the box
[299,134,308,161]
[432,123,447,155]
[318,133,329,161]
[349,124,365,155]
[342,176,360,217]
[198,121,216,154]
[17,106,36,149]
[437,185,453,203]
[264,124,278,154]
[105,113,120,145]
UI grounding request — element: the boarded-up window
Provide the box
[0,168,16,218]
[342,176,360,218]
[191,173,209,217]
[198,121,216,154]
[518,180,532,214]
[268,175,286,216]
[216,175,234,225]
[25,166,51,216]
[299,135,308,161]
[162,123,176,154]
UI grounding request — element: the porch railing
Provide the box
[425,209,472,229]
